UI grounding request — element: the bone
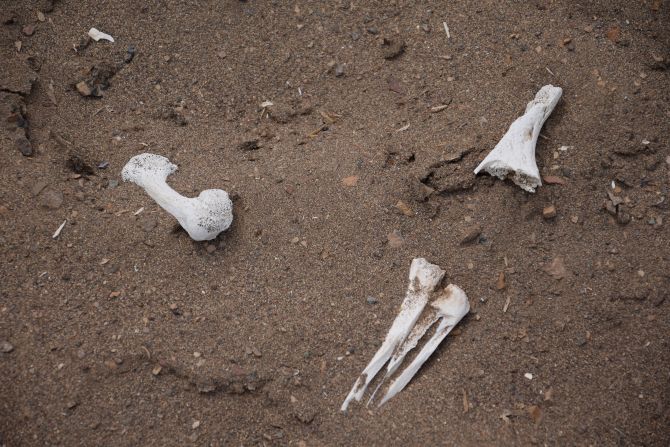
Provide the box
[473,85,563,192]
[88,28,115,42]
[378,285,469,406]
[121,153,233,241]
[341,259,470,411]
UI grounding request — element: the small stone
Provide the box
[15,137,33,156]
[22,24,35,36]
[387,230,404,248]
[0,341,14,353]
[76,81,94,97]
[124,45,136,63]
[543,175,566,185]
[334,64,345,77]
[107,179,119,189]
[206,244,216,254]
[570,215,579,223]
[542,205,557,219]
[141,218,157,232]
[41,189,64,209]
[192,420,200,429]
[524,372,533,380]
[460,224,482,244]
[381,38,406,60]
[366,296,378,305]
[237,139,260,151]
[616,209,631,225]
[37,11,45,22]
[543,257,567,280]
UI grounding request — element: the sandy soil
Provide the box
[1,0,669,445]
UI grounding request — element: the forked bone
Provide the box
[474,85,563,192]
[341,259,469,411]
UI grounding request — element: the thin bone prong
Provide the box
[378,285,470,406]
[340,258,445,412]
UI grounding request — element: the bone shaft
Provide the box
[142,180,190,222]
[380,318,456,406]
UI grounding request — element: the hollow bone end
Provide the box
[121,153,177,188]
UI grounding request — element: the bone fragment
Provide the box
[473,85,563,192]
[341,258,470,411]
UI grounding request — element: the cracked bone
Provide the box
[121,153,233,241]
[341,258,469,411]
[473,85,563,192]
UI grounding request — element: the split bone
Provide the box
[474,84,563,192]
[341,258,469,411]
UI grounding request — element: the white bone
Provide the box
[473,85,562,192]
[121,153,233,241]
[88,28,115,43]
[378,285,469,406]
[341,259,470,411]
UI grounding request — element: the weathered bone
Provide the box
[341,258,469,411]
[474,85,563,192]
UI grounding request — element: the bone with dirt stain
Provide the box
[341,258,470,411]
[474,85,563,192]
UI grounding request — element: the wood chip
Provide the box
[430,104,449,113]
[496,272,506,290]
[394,200,413,216]
[543,175,566,185]
[527,405,542,423]
[606,26,621,42]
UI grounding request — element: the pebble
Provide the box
[124,45,136,63]
[460,224,482,244]
[366,296,378,305]
[341,175,359,187]
[41,189,63,209]
[334,64,345,77]
[542,205,557,219]
[381,38,406,60]
[141,218,157,232]
[15,136,33,156]
[206,244,216,254]
[0,341,14,353]
[22,24,35,36]
[387,230,404,248]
